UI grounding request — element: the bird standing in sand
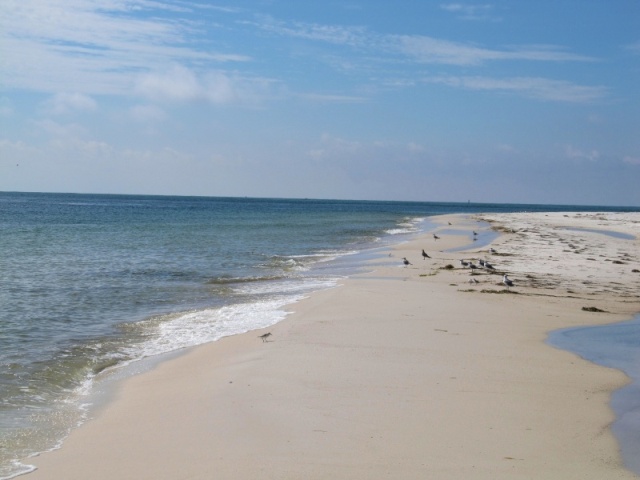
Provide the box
[433,234,440,240]
[258,332,272,342]
[421,249,431,259]
[403,257,412,266]
[503,275,514,290]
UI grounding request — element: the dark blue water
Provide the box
[1,192,638,478]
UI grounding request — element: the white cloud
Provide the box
[296,93,367,104]
[254,16,595,66]
[130,104,168,123]
[393,36,595,65]
[136,65,202,102]
[1,0,250,95]
[45,93,98,115]
[496,143,518,153]
[439,3,500,21]
[564,145,600,161]
[251,16,367,47]
[424,76,607,103]
[623,156,640,166]
[135,65,277,104]
[625,41,640,54]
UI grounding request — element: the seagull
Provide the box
[490,248,497,254]
[469,263,478,270]
[421,249,431,259]
[478,258,485,267]
[485,261,495,270]
[473,231,478,236]
[460,259,469,268]
[433,234,440,240]
[468,277,479,284]
[403,257,412,267]
[503,274,514,289]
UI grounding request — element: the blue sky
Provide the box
[1,1,639,206]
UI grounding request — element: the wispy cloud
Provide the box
[625,41,640,54]
[392,36,596,65]
[254,16,596,67]
[44,93,98,115]
[424,76,608,103]
[296,93,367,104]
[129,104,168,123]
[249,15,367,47]
[2,0,250,95]
[135,64,278,104]
[565,145,600,161]
[439,3,501,22]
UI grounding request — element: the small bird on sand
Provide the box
[503,275,514,289]
[460,259,469,268]
[468,277,479,284]
[490,248,497,254]
[403,257,412,266]
[433,234,440,240]
[422,249,431,259]
[258,332,272,342]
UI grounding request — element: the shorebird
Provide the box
[258,332,272,342]
[421,249,431,259]
[478,258,485,267]
[433,234,440,240]
[403,257,412,266]
[490,248,497,254]
[460,259,469,268]
[469,263,478,270]
[473,231,478,236]
[485,261,495,270]
[468,277,479,284]
[503,275,514,290]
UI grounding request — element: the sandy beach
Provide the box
[22,212,640,479]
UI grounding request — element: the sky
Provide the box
[1,1,639,206]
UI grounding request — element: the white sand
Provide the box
[23,212,640,479]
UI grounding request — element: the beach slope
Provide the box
[24,212,640,479]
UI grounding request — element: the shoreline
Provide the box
[21,212,640,479]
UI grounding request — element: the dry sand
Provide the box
[23,212,640,479]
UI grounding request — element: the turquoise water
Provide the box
[1,192,638,478]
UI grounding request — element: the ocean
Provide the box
[1,192,638,479]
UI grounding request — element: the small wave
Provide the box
[122,297,300,360]
[206,274,286,285]
[259,256,309,272]
[385,216,426,235]
[233,276,338,296]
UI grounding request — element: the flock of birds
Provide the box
[403,232,515,290]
